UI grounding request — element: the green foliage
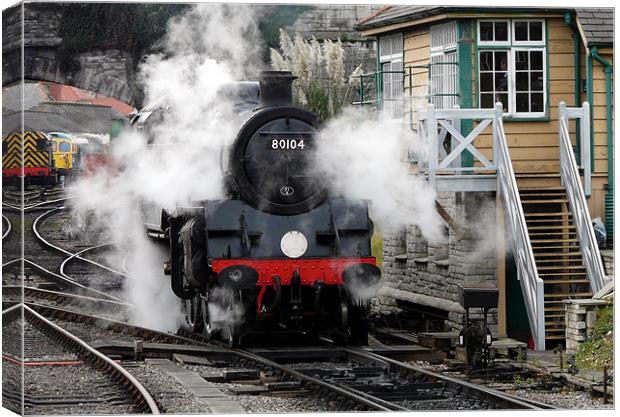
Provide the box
[575,305,613,371]
[57,3,189,71]
[513,374,535,387]
[371,228,383,268]
[270,29,353,119]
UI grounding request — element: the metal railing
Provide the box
[415,104,499,187]
[493,102,546,351]
[558,102,608,293]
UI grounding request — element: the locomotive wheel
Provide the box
[201,288,241,347]
[183,294,204,333]
[347,303,369,345]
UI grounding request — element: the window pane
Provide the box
[480,52,493,71]
[530,51,543,70]
[515,21,528,41]
[515,51,529,70]
[516,72,529,91]
[530,22,543,41]
[480,73,493,92]
[495,22,508,41]
[494,51,508,71]
[480,93,494,108]
[495,72,508,91]
[516,93,529,112]
[497,94,508,111]
[530,72,544,91]
[59,142,71,152]
[531,93,544,112]
[480,22,493,41]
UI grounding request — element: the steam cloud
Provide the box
[313,109,443,242]
[70,4,263,331]
[70,4,444,331]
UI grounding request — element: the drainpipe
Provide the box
[590,47,613,244]
[564,12,581,164]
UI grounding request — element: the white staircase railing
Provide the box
[493,103,546,351]
[558,102,607,293]
[415,104,498,187]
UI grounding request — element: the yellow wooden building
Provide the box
[356,6,613,350]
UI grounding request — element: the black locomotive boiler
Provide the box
[151,72,380,346]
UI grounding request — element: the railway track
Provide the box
[20,303,544,412]
[2,285,132,319]
[2,304,159,415]
[2,258,125,303]
[2,213,11,240]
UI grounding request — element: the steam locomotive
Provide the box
[140,71,380,346]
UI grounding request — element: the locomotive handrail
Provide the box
[558,102,607,293]
[493,102,546,351]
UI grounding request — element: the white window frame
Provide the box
[477,19,510,46]
[477,18,547,118]
[430,22,459,110]
[512,19,546,46]
[379,33,404,118]
[509,47,546,117]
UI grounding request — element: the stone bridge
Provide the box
[2,3,140,106]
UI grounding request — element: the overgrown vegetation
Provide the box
[371,229,383,268]
[270,29,360,119]
[575,305,613,371]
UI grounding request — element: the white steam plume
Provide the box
[70,4,263,332]
[313,108,444,242]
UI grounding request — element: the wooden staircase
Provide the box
[519,185,593,346]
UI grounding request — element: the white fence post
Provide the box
[581,102,592,197]
[427,104,438,188]
[493,103,503,165]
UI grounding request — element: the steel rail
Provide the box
[32,207,128,278]
[3,286,132,317]
[2,213,11,240]
[19,303,395,412]
[2,258,127,303]
[3,304,160,414]
[232,348,395,411]
[343,348,541,410]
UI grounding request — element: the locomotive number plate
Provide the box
[269,138,306,150]
[280,231,308,258]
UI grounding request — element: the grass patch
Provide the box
[371,228,383,268]
[575,304,613,371]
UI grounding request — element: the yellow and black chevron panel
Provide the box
[2,131,50,175]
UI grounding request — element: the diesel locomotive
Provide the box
[140,71,380,346]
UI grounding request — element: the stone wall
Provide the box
[564,299,609,354]
[3,4,138,105]
[376,191,499,333]
[287,5,379,86]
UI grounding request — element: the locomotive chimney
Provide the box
[259,71,296,107]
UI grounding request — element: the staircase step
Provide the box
[532,245,580,250]
[544,313,566,319]
[545,328,566,333]
[531,238,579,244]
[519,186,566,191]
[537,265,586,271]
[540,271,586,277]
[544,292,593,299]
[522,199,568,204]
[529,231,576,237]
[545,335,567,340]
[525,213,572,218]
[534,252,582,258]
[543,279,590,284]
[535,259,583,265]
[525,219,572,224]
[528,225,576,230]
